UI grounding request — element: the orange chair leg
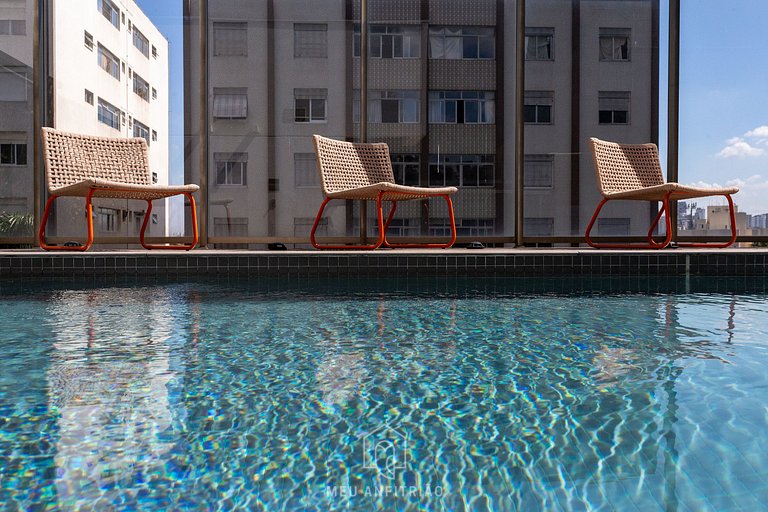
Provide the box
[140,193,199,250]
[586,195,672,249]
[311,192,385,250]
[383,194,457,249]
[39,191,95,251]
[673,193,737,248]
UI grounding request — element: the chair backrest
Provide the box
[589,137,665,197]
[41,127,151,193]
[312,135,395,196]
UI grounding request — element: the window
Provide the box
[97,44,120,80]
[213,88,248,119]
[152,172,158,184]
[294,89,327,123]
[214,218,248,249]
[0,20,25,35]
[384,218,418,238]
[133,27,150,58]
[429,91,495,124]
[524,91,553,124]
[98,0,120,29]
[599,28,630,61]
[133,120,150,145]
[525,27,554,60]
[97,98,121,130]
[294,23,327,58]
[152,45,158,59]
[598,218,631,236]
[0,69,27,102]
[456,218,495,237]
[524,217,554,236]
[0,143,27,166]
[152,87,157,100]
[294,153,319,187]
[97,207,119,232]
[215,153,247,185]
[84,31,94,50]
[133,73,149,101]
[392,154,420,186]
[214,22,247,56]
[294,217,327,238]
[429,27,495,59]
[152,130,157,142]
[84,89,94,105]
[599,91,630,124]
[429,155,494,187]
[524,155,553,188]
[353,25,420,59]
[356,90,419,123]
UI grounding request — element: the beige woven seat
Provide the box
[587,137,738,249]
[40,127,199,251]
[311,135,458,249]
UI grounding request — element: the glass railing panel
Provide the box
[679,1,768,244]
[0,0,34,247]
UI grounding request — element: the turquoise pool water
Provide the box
[1,278,767,510]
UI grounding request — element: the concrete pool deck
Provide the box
[1,247,766,279]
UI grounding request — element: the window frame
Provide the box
[97,98,122,130]
[133,27,150,58]
[0,143,27,166]
[294,89,328,123]
[98,0,120,29]
[294,153,320,188]
[213,22,248,57]
[353,24,421,59]
[599,28,631,62]
[97,44,120,80]
[524,154,554,189]
[132,119,150,145]
[429,154,495,188]
[294,23,327,58]
[428,26,495,60]
[598,91,631,125]
[428,91,495,124]
[215,154,248,186]
[523,91,554,124]
[525,27,554,61]
[132,73,150,102]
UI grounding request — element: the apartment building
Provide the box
[184,0,658,245]
[0,0,170,242]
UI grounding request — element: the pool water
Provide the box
[1,278,767,510]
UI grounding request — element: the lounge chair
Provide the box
[586,137,738,249]
[39,127,199,251]
[311,135,458,249]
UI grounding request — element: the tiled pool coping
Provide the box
[0,248,766,278]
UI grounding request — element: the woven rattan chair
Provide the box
[40,127,199,251]
[587,137,738,249]
[311,135,458,250]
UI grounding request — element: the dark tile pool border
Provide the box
[0,249,766,279]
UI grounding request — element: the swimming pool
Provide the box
[1,278,767,510]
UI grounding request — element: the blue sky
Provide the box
[135,1,768,221]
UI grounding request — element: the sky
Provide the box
[134,0,768,226]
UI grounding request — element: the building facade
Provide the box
[0,0,170,242]
[184,0,658,246]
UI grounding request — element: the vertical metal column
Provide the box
[514,0,525,246]
[32,0,42,246]
[198,0,209,247]
[358,0,369,242]
[667,0,680,241]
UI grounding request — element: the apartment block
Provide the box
[184,0,658,245]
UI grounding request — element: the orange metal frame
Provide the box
[39,188,199,251]
[311,190,457,250]
[585,190,737,249]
